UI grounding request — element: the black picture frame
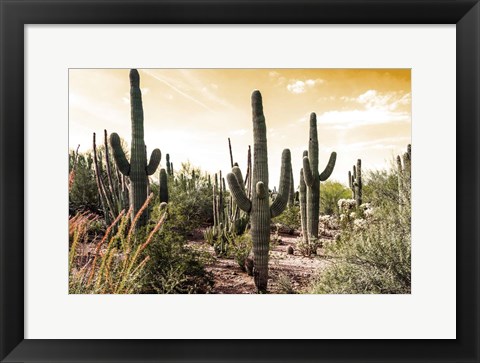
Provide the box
[1,1,479,362]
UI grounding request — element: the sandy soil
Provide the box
[187,228,336,294]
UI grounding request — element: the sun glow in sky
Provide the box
[69,68,411,188]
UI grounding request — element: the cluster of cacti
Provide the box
[206,171,228,255]
[109,69,161,226]
[299,113,336,254]
[227,90,292,292]
[92,129,129,224]
[397,144,411,207]
[348,159,362,207]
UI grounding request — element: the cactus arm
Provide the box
[146,148,161,175]
[109,132,130,176]
[255,181,267,199]
[302,155,314,187]
[226,172,252,213]
[319,152,337,181]
[231,166,245,187]
[270,149,292,218]
[287,167,295,207]
[348,170,352,189]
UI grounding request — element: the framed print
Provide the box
[1,0,479,362]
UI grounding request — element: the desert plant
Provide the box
[227,90,292,292]
[231,233,253,271]
[159,168,169,203]
[69,149,99,214]
[69,195,168,294]
[310,162,411,294]
[301,113,337,254]
[348,159,363,207]
[272,204,301,232]
[320,181,352,215]
[275,272,296,294]
[166,153,174,176]
[110,69,161,226]
[92,130,130,224]
[287,168,295,207]
[397,144,411,208]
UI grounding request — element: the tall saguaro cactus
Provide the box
[227,90,292,292]
[302,113,336,252]
[110,69,161,226]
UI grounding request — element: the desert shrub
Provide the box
[141,227,213,294]
[272,205,301,232]
[310,167,411,294]
[362,169,400,207]
[320,180,352,215]
[158,163,213,235]
[297,236,321,256]
[69,195,166,294]
[142,198,213,293]
[231,232,252,271]
[274,272,296,294]
[69,150,100,214]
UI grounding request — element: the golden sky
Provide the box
[69,68,411,188]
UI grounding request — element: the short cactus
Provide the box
[227,90,292,292]
[348,159,362,207]
[301,113,336,253]
[110,69,161,226]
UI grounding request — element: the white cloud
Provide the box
[321,90,411,129]
[286,78,324,94]
[287,80,307,94]
[318,108,410,129]
[336,137,411,152]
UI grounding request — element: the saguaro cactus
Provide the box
[159,168,169,203]
[166,154,172,176]
[348,159,362,207]
[302,113,336,252]
[227,90,292,292]
[110,69,161,226]
[397,144,411,207]
[299,167,308,240]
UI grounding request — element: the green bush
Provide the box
[310,167,411,294]
[69,150,100,213]
[141,226,213,294]
[231,233,252,271]
[272,205,301,231]
[140,200,214,294]
[320,180,352,215]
